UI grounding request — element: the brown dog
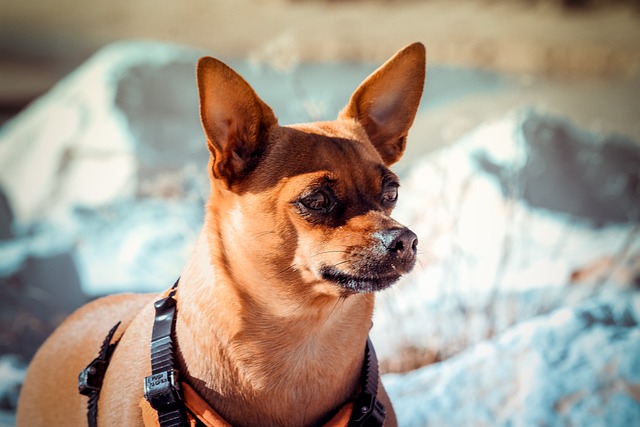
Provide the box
[17,42,425,427]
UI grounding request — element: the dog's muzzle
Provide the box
[321,227,418,293]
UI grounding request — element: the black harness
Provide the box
[77,321,122,427]
[143,282,186,426]
[78,281,386,427]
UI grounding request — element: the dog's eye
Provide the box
[301,191,332,211]
[382,182,399,205]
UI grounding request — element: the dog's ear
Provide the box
[340,43,426,166]
[197,57,278,186]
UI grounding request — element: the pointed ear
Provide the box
[340,43,426,166]
[197,56,278,186]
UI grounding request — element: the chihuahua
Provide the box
[17,42,426,427]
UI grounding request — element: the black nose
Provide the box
[388,228,418,260]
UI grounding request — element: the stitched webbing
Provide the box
[144,280,187,427]
[78,321,122,427]
[348,338,386,427]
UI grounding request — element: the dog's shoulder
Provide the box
[17,293,154,426]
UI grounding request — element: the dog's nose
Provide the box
[383,228,418,275]
[388,228,418,257]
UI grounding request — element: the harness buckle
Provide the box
[350,391,386,426]
[78,358,108,396]
[144,369,183,410]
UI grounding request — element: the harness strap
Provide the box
[143,280,187,427]
[140,382,356,427]
[78,321,122,427]
[348,338,385,427]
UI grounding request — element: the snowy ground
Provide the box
[0,42,639,426]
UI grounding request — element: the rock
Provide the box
[0,189,11,240]
[477,112,640,225]
[373,113,640,370]
[392,114,640,301]
[0,354,25,425]
[0,251,84,359]
[0,42,212,297]
[0,42,204,228]
[382,290,640,427]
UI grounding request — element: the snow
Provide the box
[72,199,202,294]
[382,290,640,427]
[371,111,640,367]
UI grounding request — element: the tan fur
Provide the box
[17,42,426,427]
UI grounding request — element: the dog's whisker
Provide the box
[317,295,351,330]
[265,264,296,282]
[330,260,351,269]
[310,250,349,257]
[353,293,370,311]
[321,298,343,328]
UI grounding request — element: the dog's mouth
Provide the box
[320,266,402,294]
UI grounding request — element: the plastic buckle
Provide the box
[155,294,176,313]
[144,369,182,410]
[351,392,386,426]
[78,358,107,396]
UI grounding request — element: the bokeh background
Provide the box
[1,1,640,426]
[2,0,640,131]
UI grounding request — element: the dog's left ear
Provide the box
[340,43,426,166]
[197,56,278,186]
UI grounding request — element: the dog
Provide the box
[17,42,425,427]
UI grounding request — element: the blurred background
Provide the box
[1,0,640,426]
[2,0,640,130]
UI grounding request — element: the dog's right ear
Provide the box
[197,57,278,186]
[340,43,425,166]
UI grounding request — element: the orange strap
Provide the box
[140,382,353,427]
[323,402,354,427]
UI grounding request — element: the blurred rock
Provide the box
[477,112,640,225]
[383,290,640,427]
[0,354,25,425]
[0,42,205,228]
[0,251,84,359]
[388,111,640,296]
[0,189,11,240]
[375,112,640,371]
[0,42,212,298]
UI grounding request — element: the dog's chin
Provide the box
[319,267,401,294]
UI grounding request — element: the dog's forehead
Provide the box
[277,121,383,173]
[246,121,391,194]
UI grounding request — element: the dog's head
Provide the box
[197,43,425,298]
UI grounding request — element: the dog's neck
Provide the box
[174,227,375,427]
